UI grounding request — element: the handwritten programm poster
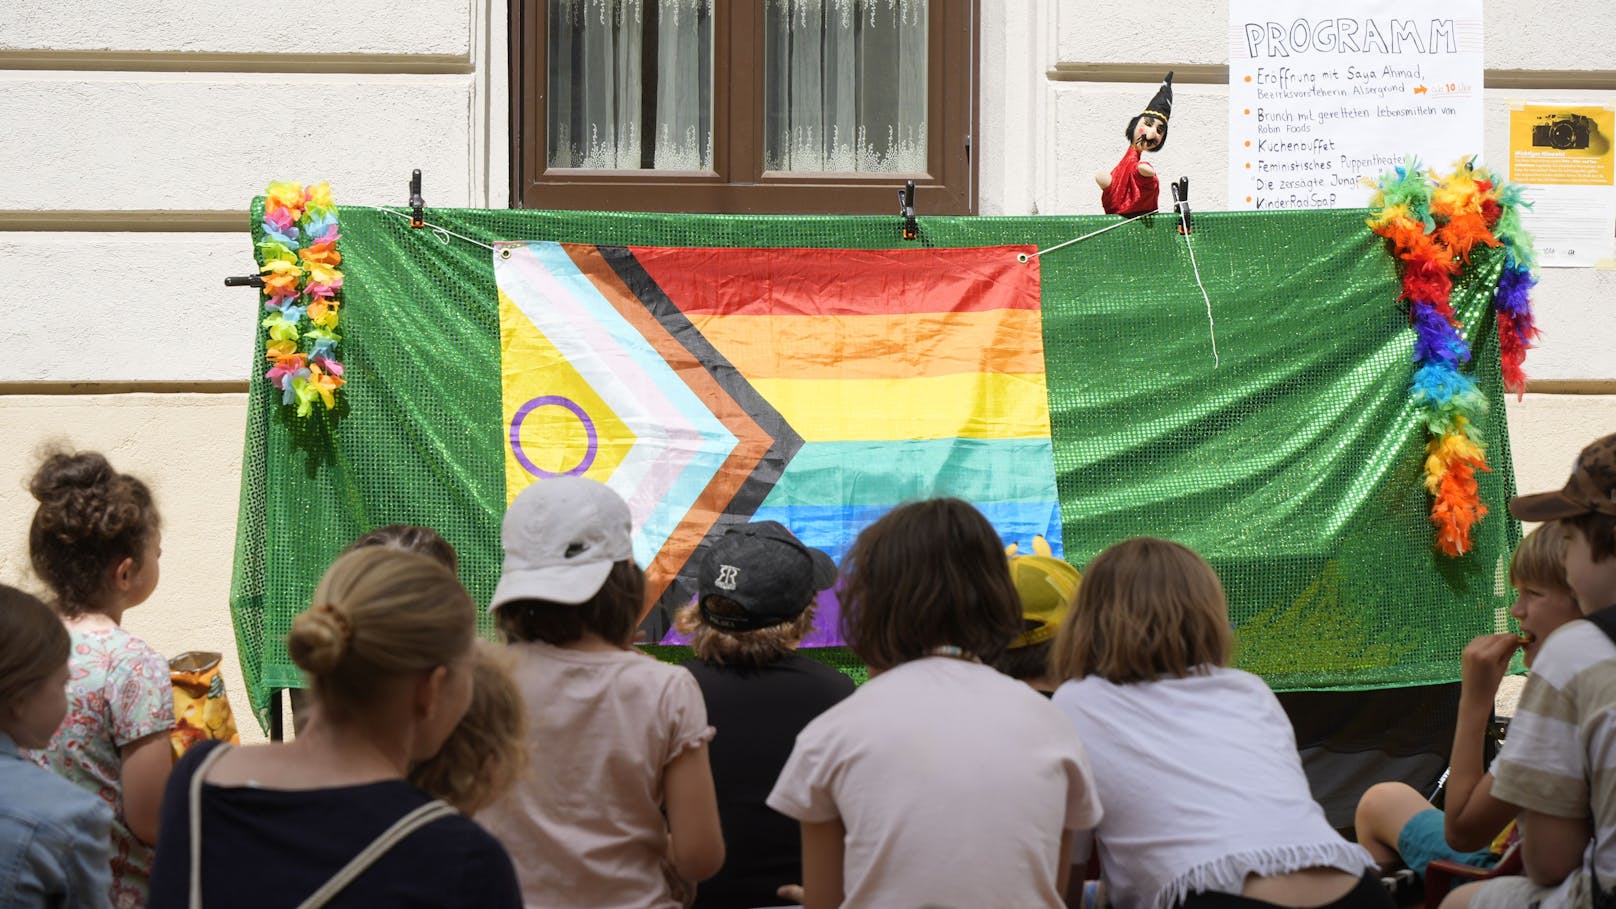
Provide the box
[1229,1,1483,211]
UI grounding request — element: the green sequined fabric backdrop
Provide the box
[231,204,1518,730]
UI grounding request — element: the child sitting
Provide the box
[1355,522,1579,882]
[148,547,520,907]
[340,524,527,816]
[0,584,114,908]
[26,449,174,909]
[1051,537,1389,909]
[767,499,1101,909]
[673,521,855,909]
[1445,432,1616,909]
[407,643,526,815]
[989,535,1081,696]
[477,477,724,908]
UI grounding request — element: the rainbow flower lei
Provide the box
[1368,159,1539,557]
[258,181,344,417]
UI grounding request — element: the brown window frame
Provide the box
[509,0,978,215]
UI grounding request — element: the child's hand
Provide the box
[1459,633,1520,703]
[776,884,805,904]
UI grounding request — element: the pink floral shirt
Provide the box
[28,620,173,909]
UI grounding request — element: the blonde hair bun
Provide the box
[288,604,353,676]
[292,547,476,712]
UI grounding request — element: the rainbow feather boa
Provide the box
[258,181,344,417]
[1368,159,1538,557]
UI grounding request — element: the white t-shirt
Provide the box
[767,656,1101,909]
[1053,667,1375,909]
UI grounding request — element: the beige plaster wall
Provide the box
[0,395,259,740]
[0,0,509,740]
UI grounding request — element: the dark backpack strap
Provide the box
[294,800,456,909]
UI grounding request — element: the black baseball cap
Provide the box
[697,521,837,632]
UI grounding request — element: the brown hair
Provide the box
[839,499,1021,672]
[1510,521,1573,592]
[673,598,815,668]
[346,524,458,572]
[28,449,161,617]
[989,639,1053,682]
[408,642,527,814]
[1565,512,1616,564]
[495,560,644,647]
[0,585,70,709]
[1052,537,1233,684]
[288,547,476,715]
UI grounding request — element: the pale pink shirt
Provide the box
[768,656,1101,909]
[477,641,714,909]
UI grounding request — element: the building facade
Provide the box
[2,0,1610,736]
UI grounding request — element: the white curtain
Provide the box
[547,0,712,170]
[764,0,928,173]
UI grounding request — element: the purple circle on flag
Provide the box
[510,395,598,477]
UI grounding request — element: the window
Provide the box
[510,0,977,214]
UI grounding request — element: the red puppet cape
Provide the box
[1101,146,1160,216]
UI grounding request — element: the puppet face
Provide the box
[1131,115,1166,152]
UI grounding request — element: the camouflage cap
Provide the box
[1510,433,1616,521]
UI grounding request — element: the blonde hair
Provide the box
[1051,537,1232,684]
[409,642,527,814]
[0,585,70,709]
[288,547,475,714]
[1510,521,1572,593]
[673,600,815,668]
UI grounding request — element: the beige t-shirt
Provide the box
[1483,619,1616,909]
[767,657,1101,909]
[477,641,714,909]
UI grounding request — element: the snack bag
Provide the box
[169,651,241,758]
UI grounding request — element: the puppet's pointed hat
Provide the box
[1141,71,1173,122]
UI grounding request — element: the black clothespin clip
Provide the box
[898,180,918,241]
[224,274,266,288]
[409,169,426,228]
[1172,177,1193,236]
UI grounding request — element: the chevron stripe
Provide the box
[498,241,1055,647]
[498,244,738,572]
[568,245,796,610]
[595,246,805,617]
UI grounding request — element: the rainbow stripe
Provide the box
[1368,159,1536,557]
[495,242,1061,642]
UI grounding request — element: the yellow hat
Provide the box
[1005,536,1080,649]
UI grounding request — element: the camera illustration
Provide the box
[1532,113,1595,150]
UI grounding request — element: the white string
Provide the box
[1176,200,1219,368]
[1016,211,1155,263]
[358,206,500,252]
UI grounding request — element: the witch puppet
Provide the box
[1096,72,1173,216]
